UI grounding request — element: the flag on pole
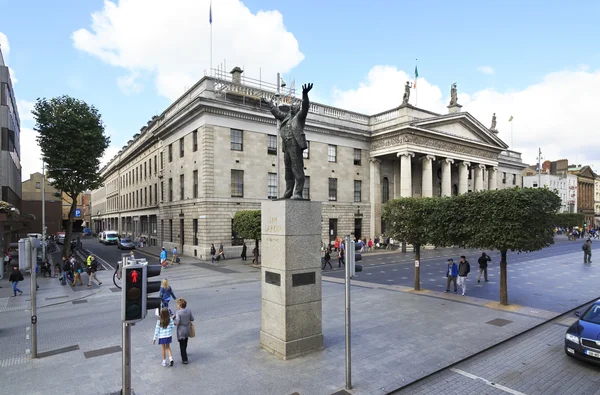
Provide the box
[508,115,513,122]
[413,65,419,88]
[209,2,212,24]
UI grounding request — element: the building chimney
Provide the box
[230,67,244,84]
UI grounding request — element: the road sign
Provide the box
[74,209,82,217]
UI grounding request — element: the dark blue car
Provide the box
[565,300,600,365]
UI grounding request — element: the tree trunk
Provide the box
[254,239,260,266]
[414,244,421,290]
[63,194,78,258]
[500,249,508,305]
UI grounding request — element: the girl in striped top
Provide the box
[153,308,175,366]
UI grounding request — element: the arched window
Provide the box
[382,177,390,203]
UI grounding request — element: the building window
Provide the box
[502,172,507,184]
[161,219,164,242]
[193,130,198,152]
[267,134,277,155]
[35,182,40,189]
[136,168,138,183]
[533,183,538,188]
[512,174,517,185]
[168,178,173,201]
[193,170,198,198]
[268,172,278,199]
[303,141,310,159]
[168,144,173,162]
[161,181,164,202]
[169,219,173,242]
[354,149,361,166]
[144,162,147,179]
[354,180,362,202]
[154,184,158,204]
[180,174,185,200]
[303,176,310,200]
[156,155,159,172]
[231,169,244,197]
[382,177,390,203]
[328,145,337,163]
[180,137,184,158]
[149,185,152,205]
[193,218,198,246]
[329,178,337,201]
[231,129,243,151]
[136,190,139,207]
[144,187,147,206]
[149,158,152,177]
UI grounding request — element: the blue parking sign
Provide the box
[74,209,81,217]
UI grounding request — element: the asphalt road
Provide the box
[323,237,600,312]
[394,303,600,395]
[81,236,162,271]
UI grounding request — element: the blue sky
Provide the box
[2,0,600,179]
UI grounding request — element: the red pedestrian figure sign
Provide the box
[131,270,139,283]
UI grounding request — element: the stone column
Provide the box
[458,162,470,194]
[260,200,323,359]
[440,158,454,197]
[474,164,485,191]
[398,152,415,197]
[421,155,435,198]
[488,167,498,190]
[369,158,382,238]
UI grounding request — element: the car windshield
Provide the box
[121,239,131,243]
[582,304,600,325]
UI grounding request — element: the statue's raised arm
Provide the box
[298,83,313,122]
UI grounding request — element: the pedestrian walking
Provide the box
[86,256,102,288]
[8,266,24,296]
[159,279,177,315]
[210,244,216,263]
[241,242,247,261]
[219,243,225,260]
[160,247,168,267]
[445,258,458,293]
[457,256,470,296]
[322,249,332,270]
[171,247,179,265]
[72,258,83,286]
[477,252,491,283]
[338,248,345,267]
[153,308,175,367]
[583,239,592,263]
[174,298,194,364]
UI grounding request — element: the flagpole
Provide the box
[511,120,513,147]
[210,1,213,76]
[414,59,418,107]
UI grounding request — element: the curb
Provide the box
[387,296,599,394]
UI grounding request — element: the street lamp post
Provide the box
[41,161,46,263]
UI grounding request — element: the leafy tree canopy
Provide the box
[450,187,561,253]
[233,210,261,241]
[33,95,110,198]
[554,213,585,228]
[382,197,438,247]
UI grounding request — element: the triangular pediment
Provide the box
[410,113,508,149]
[578,166,596,178]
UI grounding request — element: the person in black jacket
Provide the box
[457,256,470,296]
[86,258,102,288]
[9,266,24,296]
[477,252,492,283]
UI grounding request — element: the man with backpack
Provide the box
[457,255,470,296]
[583,239,592,264]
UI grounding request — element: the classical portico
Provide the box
[369,101,509,237]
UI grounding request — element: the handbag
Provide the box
[189,321,195,338]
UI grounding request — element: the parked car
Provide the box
[117,237,136,250]
[565,299,600,365]
[56,232,65,245]
[83,228,92,236]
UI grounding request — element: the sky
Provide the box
[2,0,600,181]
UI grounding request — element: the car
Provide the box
[56,232,65,244]
[101,231,119,245]
[565,299,600,365]
[117,237,136,250]
[83,228,92,236]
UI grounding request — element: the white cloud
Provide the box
[117,71,144,95]
[100,145,121,168]
[477,66,495,75]
[332,65,600,170]
[20,127,43,180]
[0,32,10,58]
[72,0,304,100]
[17,99,35,121]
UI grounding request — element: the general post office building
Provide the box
[91,68,527,260]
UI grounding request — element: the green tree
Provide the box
[233,210,261,265]
[449,188,561,305]
[554,213,585,229]
[382,198,439,290]
[33,96,110,257]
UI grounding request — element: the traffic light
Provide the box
[143,264,162,318]
[345,238,363,277]
[122,263,144,323]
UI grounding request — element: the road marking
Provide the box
[450,368,527,395]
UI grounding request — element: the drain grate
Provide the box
[45,295,69,301]
[84,345,122,359]
[72,299,88,305]
[110,287,120,293]
[486,318,513,327]
[38,345,80,358]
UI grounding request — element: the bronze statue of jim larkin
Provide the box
[265,83,313,200]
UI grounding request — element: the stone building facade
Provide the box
[568,165,597,226]
[91,69,527,259]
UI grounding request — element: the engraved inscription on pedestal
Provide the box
[265,271,281,286]
[292,272,316,287]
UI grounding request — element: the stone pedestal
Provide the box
[260,200,324,360]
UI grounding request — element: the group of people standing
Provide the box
[153,279,195,366]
